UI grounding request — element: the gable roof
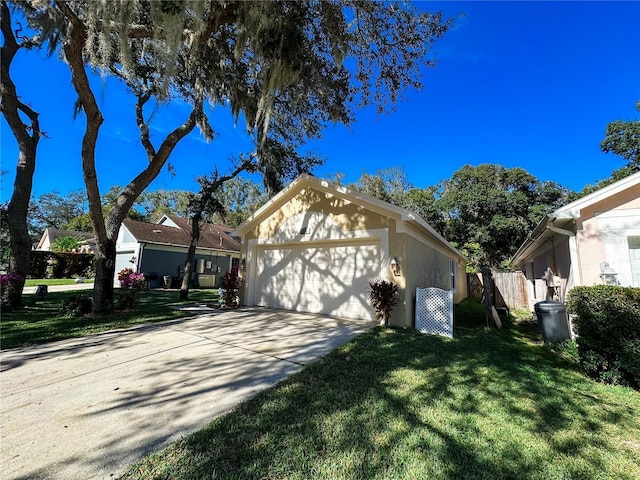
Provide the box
[551,170,640,220]
[122,217,240,252]
[36,228,95,250]
[512,171,640,265]
[234,174,465,261]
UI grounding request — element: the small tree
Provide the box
[51,235,81,253]
[368,280,399,327]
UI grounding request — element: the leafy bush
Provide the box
[368,279,398,327]
[220,269,239,307]
[28,251,95,279]
[59,295,93,316]
[1,273,24,308]
[118,268,147,309]
[567,285,640,388]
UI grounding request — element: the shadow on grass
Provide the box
[121,322,640,480]
[1,289,218,350]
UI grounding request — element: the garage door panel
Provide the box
[255,243,378,321]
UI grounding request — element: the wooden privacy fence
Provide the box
[467,271,529,311]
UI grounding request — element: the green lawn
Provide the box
[120,303,640,480]
[1,289,219,349]
[4,294,639,479]
[24,278,94,287]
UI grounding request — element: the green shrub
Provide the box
[59,295,93,316]
[368,280,398,327]
[28,251,95,279]
[567,285,640,388]
[51,235,81,252]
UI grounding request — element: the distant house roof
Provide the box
[122,216,240,253]
[36,228,95,251]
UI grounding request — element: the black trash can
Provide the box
[534,301,571,343]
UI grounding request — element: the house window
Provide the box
[450,259,456,292]
[232,257,240,272]
[628,237,640,287]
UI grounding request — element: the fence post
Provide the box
[481,267,502,329]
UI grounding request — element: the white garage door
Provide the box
[255,242,379,321]
[114,251,135,285]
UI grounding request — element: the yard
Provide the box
[1,289,218,349]
[119,300,640,480]
[3,291,639,479]
[24,278,95,287]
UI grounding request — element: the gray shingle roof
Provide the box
[123,216,240,252]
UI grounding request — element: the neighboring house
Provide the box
[512,171,640,310]
[36,228,96,253]
[233,174,467,327]
[115,215,241,288]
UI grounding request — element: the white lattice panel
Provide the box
[415,287,453,338]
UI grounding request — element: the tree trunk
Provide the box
[92,238,116,312]
[179,216,201,301]
[1,2,40,307]
[56,2,202,312]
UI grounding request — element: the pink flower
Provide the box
[0,273,22,285]
[118,269,146,291]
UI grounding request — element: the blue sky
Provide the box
[1,1,639,202]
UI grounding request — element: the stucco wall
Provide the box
[577,185,640,286]
[250,187,391,240]
[393,232,467,329]
[240,185,467,328]
[239,187,394,311]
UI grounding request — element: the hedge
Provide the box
[566,285,640,388]
[28,251,95,279]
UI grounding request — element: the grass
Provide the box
[120,299,640,480]
[24,278,94,287]
[1,289,219,350]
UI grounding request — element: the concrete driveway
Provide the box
[0,308,376,480]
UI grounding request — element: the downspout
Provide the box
[546,224,581,299]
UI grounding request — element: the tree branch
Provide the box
[106,97,205,231]
[56,0,108,246]
[135,90,155,159]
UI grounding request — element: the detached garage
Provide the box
[234,175,467,328]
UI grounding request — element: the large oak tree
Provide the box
[13,0,452,312]
[343,164,572,270]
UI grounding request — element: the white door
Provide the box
[254,242,379,320]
